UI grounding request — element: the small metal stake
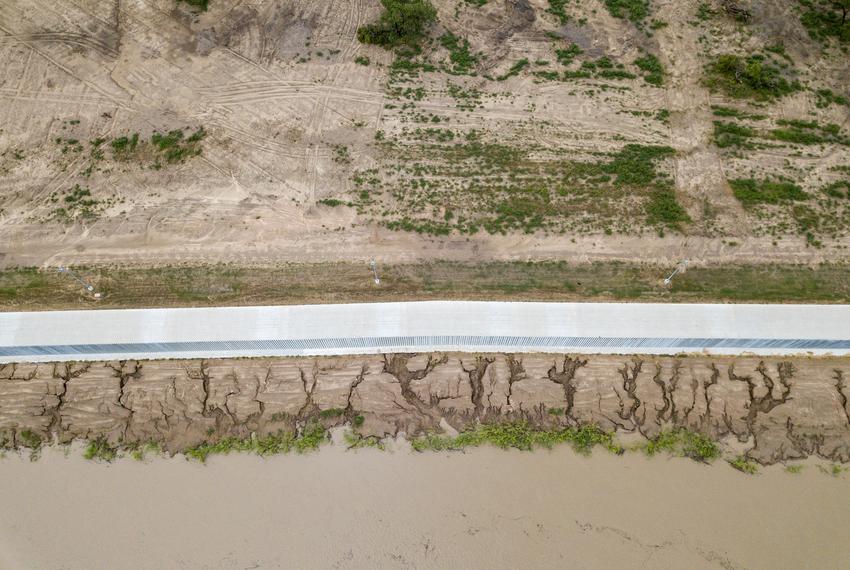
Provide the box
[663,259,689,285]
[58,266,101,298]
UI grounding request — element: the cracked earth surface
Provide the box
[3,353,850,464]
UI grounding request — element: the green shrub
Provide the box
[822,180,850,198]
[713,121,756,148]
[798,0,850,43]
[604,0,650,25]
[555,44,583,66]
[496,58,529,81]
[704,54,799,100]
[729,178,809,206]
[634,53,664,85]
[814,87,849,108]
[354,55,370,66]
[178,0,210,10]
[357,0,437,48]
[547,0,570,24]
[439,32,477,74]
[111,133,139,154]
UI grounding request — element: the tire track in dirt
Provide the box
[0,32,118,57]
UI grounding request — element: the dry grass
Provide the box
[1,261,848,310]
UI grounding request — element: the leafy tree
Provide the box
[357,0,437,48]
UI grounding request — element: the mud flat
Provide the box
[1,443,849,569]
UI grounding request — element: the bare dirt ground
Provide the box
[0,0,849,270]
[3,353,850,465]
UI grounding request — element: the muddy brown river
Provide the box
[1,443,848,569]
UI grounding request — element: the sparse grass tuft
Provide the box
[496,59,529,81]
[344,431,385,450]
[318,407,345,419]
[185,423,328,462]
[18,429,43,450]
[410,422,622,455]
[784,464,804,474]
[644,429,720,462]
[84,437,118,462]
[728,455,759,474]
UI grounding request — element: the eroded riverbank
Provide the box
[2,353,850,464]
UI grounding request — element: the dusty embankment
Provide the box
[2,353,850,464]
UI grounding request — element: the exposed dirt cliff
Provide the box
[2,353,850,464]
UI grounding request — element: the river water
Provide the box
[0,442,848,569]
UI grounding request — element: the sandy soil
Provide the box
[0,0,848,269]
[1,443,849,569]
[3,353,850,464]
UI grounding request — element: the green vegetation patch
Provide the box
[496,59,529,81]
[410,421,622,454]
[729,178,809,206]
[555,43,583,66]
[771,119,848,145]
[84,437,118,462]
[547,0,571,24]
[357,0,437,48]
[439,32,478,75]
[710,105,766,120]
[4,261,850,309]
[823,180,850,198]
[814,87,849,108]
[18,429,43,450]
[713,121,757,148]
[798,0,850,43]
[644,429,720,462]
[363,139,681,235]
[604,0,650,26]
[50,184,101,223]
[728,455,759,474]
[185,423,327,462]
[646,187,690,228]
[633,53,664,86]
[704,54,800,101]
[178,0,209,11]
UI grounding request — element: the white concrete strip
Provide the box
[1,301,848,363]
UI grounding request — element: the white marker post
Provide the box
[58,266,101,298]
[370,260,381,285]
[663,259,689,286]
